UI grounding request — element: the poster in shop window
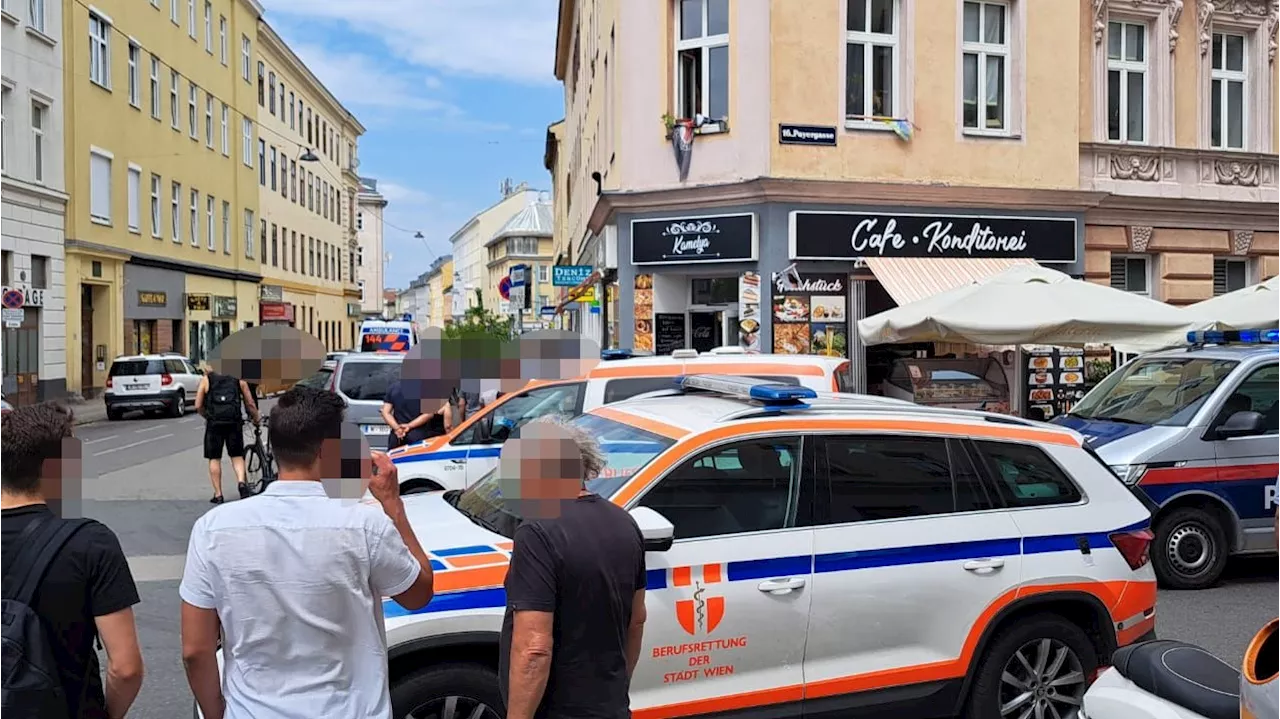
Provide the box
[1025,347,1089,420]
[633,274,654,352]
[738,272,761,353]
[771,273,848,357]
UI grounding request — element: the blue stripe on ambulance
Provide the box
[384,519,1150,619]
[391,442,665,466]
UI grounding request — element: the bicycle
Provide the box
[243,413,277,496]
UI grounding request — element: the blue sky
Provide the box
[262,0,563,290]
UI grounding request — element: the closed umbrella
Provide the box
[1183,275,1279,330]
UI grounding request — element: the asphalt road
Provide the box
[64,410,1277,719]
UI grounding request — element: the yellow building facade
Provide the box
[424,256,453,328]
[62,0,264,395]
[484,200,556,326]
[254,23,364,352]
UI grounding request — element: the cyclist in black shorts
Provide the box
[195,368,260,503]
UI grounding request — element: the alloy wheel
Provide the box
[999,637,1086,719]
[404,695,502,719]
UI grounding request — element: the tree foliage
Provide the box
[442,289,512,341]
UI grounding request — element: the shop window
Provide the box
[691,277,738,305]
[1110,255,1149,295]
[1213,257,1249,296]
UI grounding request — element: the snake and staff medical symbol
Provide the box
[674,564,726,636]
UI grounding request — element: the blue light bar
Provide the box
[1186,329,1279,345]
[676,374,817,405]
[601,348,653,361]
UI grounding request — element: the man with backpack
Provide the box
[1,402,144,718]
[196,367,261,504]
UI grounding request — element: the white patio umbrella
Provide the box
[858,264,1208,353]
[1183,275,1279,330]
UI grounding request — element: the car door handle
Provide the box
[449,458,466,464]
[757,577,806,595]
[963,558,1005,572]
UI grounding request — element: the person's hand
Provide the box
[395,425,408,439]
[369,452,401,506]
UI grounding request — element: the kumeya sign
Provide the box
[790,211,1077,263]
[632,213,757,265]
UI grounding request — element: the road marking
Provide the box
[127,554,188,583]
[180,416,199,423]
[83,435,119,445]
[92,434,174,456]
[134,425,168,434]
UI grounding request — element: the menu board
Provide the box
[771,272,849,357]
[633,274,654,352]
[738,271,761,353]
[654,313,686,355]
[1025,347,1087,420]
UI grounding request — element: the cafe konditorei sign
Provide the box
[789,211,1078,263]
[631,213,757,265]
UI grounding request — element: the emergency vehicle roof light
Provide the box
[601,348,653,361]
[1186,329,1279,345]
[670,349,699,359]
[676,374,818,405]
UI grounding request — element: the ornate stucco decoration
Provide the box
[1201,0,1277,56]
[1098,0,1186,50]
[1094,0,1109,44]
[1215,159,1261,185]
[1111,154,1163,181]
[1169,0,1186,50]
[1198,0,1216,54]
[1231,230,1255,254]
[1129,226,1155,252]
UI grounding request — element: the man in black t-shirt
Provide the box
[381,378,451,450]
[0,403,144,719]
[499,416,648,719]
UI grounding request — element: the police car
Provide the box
[383,375,1158,719]
[387,350,855,494]
[1055,329,1278,589]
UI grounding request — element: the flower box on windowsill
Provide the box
[662,118,730,140]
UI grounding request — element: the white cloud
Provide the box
[263,0,560,84]
[377,181,435,205]
[284,41,462,115]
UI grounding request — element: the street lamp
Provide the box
[299,148,320,162]
[414,231,424,239]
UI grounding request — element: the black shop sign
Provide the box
[790,211,1078,263]
[631,213,757,265]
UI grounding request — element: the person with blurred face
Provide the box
[380,364,452,450]
[499,416,648,719]
[180,386,435,719]
[1,403,144,719]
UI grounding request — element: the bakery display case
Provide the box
[882,357,1011,413]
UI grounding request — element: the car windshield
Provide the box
[296,368,332,389]
[448,413,675,538]
[109,360,166,376]
[1068,357,1239,426]
[338,361,400,400]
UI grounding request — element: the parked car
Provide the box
[328,352,404,449]
[103,353,202,420]
[294,367,333,390]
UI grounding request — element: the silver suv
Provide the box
[330,352,403,449]
[104,353,202,420]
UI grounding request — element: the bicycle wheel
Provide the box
[244,443,269,495]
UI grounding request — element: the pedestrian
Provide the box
[380,376,451,450]
[195,366,260,503]
[180,385,434,719]
[1,403,144,719]
[499,415,648,719]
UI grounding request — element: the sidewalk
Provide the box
[66,399,109,426]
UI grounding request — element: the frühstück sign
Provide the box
[790,211,1077,263]
[632,213,757,265]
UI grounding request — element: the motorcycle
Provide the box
[1080,619,1278,719]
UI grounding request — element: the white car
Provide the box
[379,375,1159,719]
[103,353,203,420]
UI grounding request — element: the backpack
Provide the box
[206,372,242,425]
[1,515,93,719]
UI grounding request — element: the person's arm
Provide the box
[369,453,434,609]
[238,380,260,423]
[504,525,559,719]
[626,530,648,680]
[85,524,144,719]
[194,376,208,416]
[178,519,224,719]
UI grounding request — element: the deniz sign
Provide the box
[632,213,757,265]
[789,211,1078,263]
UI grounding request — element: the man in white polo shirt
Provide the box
[179,385,435,719]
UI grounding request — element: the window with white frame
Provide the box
[288,92,295,129]
[1106,20,1147,143]
[204,2,212,53]
[538,264,550,283]
[127,165,141,231]
[89,13,111,89]
[241,35,250,81]
[846,0,899,121]
[220,103,228,155]
[242,118,252,166]
[128,43,140,106]
[222,200,230,253]
[1110,255,1150,294]
[170,0,178,24]
[1213,257,1249,295]
[89,149,112,223]
[149,55,160,119]
[962,2,1009,130]
[1210,32,1246,150]
[269,146,276,191]
[171,181,181,241]
[244,209,254,258]
[1,88,8,174]
[188,84,198,138]
[206,195,214,250]
[219,16,227,65]
[150,173,161,237]
[674,0,729,122]
[151,0,158,9]
[170,70,180,128]
[28,0,44,33]
[30,101,45,183]
[187,0,195,38]
[268,71,276,115]
[189,188,199,246]
[258,140,265,184]
[359,280,366,303]
[204,95,213,147]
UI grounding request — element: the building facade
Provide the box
[2,0,70,404]
[254,22,363,352]
[356,175,386,317]
[449,182,546,315]
[552,0,1278,388]
[422,255,453,328]
[485,199,556,326]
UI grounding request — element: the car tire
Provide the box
[390,662,504,719]
[170,390,186,418]
[965,612,1098,719]
[106,408,123,421]
[1152,506,1229,590]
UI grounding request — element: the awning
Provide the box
[552,270,602,316]
[864,257,1037,306]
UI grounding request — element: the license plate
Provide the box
[125,384,147,391]
[361,425,390,435]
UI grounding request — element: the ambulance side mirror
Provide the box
[630,506,675,552]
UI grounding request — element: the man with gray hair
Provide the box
[498,415,647,719]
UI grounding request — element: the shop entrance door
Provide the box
[80,285,95,396]
[689,311,721,353]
